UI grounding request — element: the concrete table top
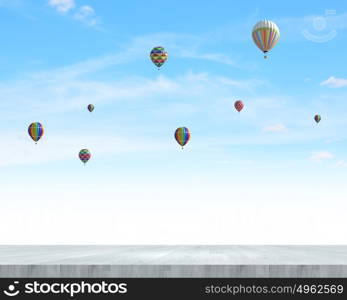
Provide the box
[0,245,346,278]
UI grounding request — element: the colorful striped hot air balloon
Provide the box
[314,114,321,124]
[28,122,44,144]
[234,100,244,113]
[174,127,190,149]
[252,20,280,59]
[87,104,94,112]
[79,149,91,165]
[150,46,168,69]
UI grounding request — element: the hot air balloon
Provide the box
[234,100,244,113]
[150,46,168,69]
[87,104,94,112]
[28,122,44,144]
[252,20,280,59]
[314,114,321,123]
[174,127,190,149]
[79,149,91,165]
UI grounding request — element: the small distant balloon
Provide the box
[252,20,280,59]
[87,104,94,112]
[150,46,168,69]
[28,122,44,144]
[79,149,91,164]
[174,127,190,149]
[234,100,244,112]
[314,114,321,123]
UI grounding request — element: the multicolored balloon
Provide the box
[28,122,44,144]
[234,100,244,112]
[314,114,321,123]
[150,46,168,69]
[174,127,190,149]
[79,149,91,165]
[252,20,280,59]
[87,104,94,112]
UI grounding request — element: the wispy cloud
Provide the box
[0,0,22,7]
[179,50,237,67]
[177,48,258,71]
[335,160,347,168]
[0,133,169,166]
[0,49,338,151]
[0,33,262,122]
[48,0,98,27]
[128,31,256,70]
[215,76,263,90]
[262,123,287,132]
[320,76,347,88]
[73,5,97,27]
[325,138,341,144]
[216,160,254,166]
[48,0,75,13]
[0,68,260,120]
[309,151,334,162]
[3,32,263,113]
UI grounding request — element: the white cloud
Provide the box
[0,69,257,121]
[75,5,94,17]
[180,50,237,66]
[263,124,287,133]
[335,160,347,168]
[74,5,97,26]
[0,132,169,167]
[216,160,254,165]
[178,49,258,71]
[48,1,98,27]
[320,76,347,88]
[0,0,18,6]
[309,151,334,162]
[48,0,75,13]
[325,138,341,144]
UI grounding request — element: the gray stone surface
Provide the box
[0,246,346,277]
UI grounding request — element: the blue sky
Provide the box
[1,0,347,244]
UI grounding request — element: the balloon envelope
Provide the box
[87,104,94,112]
[174,127,190,148]
[150,46,168,68]
[314,114,321,123]
[28,122,44,143]
[79,149,91,164]
[252,20,280,57]
[234,100,244,112]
